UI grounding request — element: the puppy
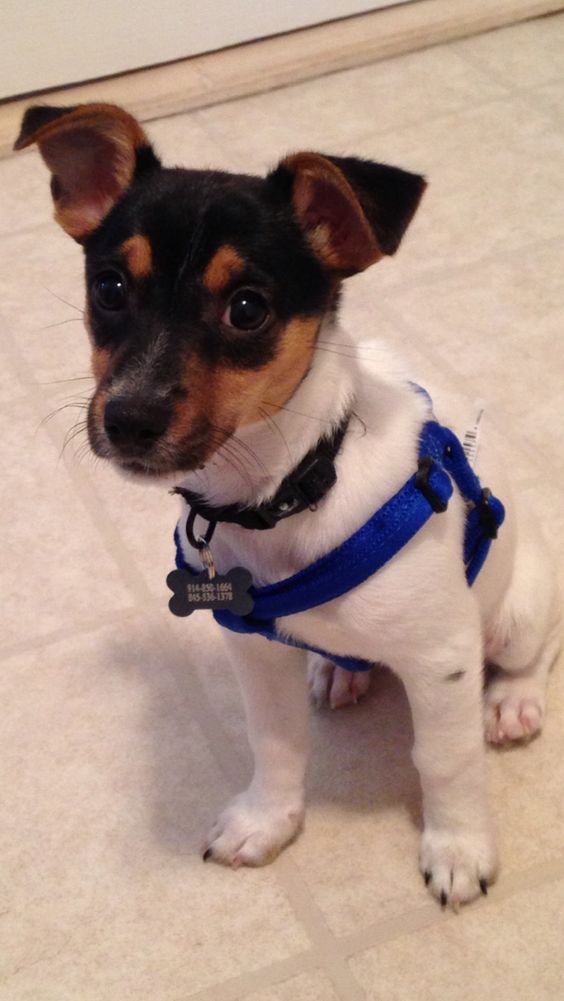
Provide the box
[16,102,561,909]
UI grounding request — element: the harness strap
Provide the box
[216,445,452,626]
[174,420,505,672]
[419,422,505,584]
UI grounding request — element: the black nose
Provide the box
[104,398,170,453]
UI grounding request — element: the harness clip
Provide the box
[478,487,498,539]
[415,456,449,513]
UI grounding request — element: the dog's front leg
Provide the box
[204,632,309,867]
[395,614,498,908]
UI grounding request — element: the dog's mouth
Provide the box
[93,438,209,479]
[87,402,216,479]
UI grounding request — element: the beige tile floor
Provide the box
[2,13,564,1001]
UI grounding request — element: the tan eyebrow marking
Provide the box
[203,244,245,293]
[120,234,153,278]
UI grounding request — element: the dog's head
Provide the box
[16,102,425,477]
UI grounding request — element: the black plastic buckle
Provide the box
[271,454,337,522]
[415,456,448,513]
[478,487,498,539]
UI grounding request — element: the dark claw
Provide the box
[423,870,431,886]
[479,879,488,896]
[202,848,212,862]
[440,890,448,909]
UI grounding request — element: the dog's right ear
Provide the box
[14,103,160,242]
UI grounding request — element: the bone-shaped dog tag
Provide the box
[166,567,255,617]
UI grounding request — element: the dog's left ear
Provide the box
[14,102,160,242]
[268,152,426,276]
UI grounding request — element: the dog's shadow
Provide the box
[103,618,421,855]
[307,668,420,826]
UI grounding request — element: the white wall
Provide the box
[1,0,413,99]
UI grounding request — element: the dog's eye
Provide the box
[222,290,270,331]
[92,271,127,312]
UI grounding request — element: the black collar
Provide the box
[173,415,350,546]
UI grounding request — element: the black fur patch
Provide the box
[85,167,332,384]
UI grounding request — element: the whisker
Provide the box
[62,419,89,450]
[60,420,89,461]
[260,399,335,426]
[40,317,84,330]
[209,425,255,491]
[208,422,269,478]
[39,375,93,385]
[317,339,384,351]
[313,345,360,359]
[228,433,269,476]
[350,410,368,438]
[39,400,89,429]
[74,440,95,467]
[215,441,253,490]
[258,406,292,465]
[43,287,84,315]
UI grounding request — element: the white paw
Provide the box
[420,827,498,909]
[307,656,372,709]
[203,789,304,868]
[485,673,545,745]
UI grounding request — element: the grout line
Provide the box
[152,614,249,792]
[3,0,559,159]
[1,318,154,607]
[341,85,514,143]
[150,614,367,1000]
[375,294,557,480]
[275,855,368,1001]
[0,600,162,663]
[184,952,319,1001]
[2,33,563,996]
[374,230,564,297]
[337,854,564,958]
[182,849,564,1001]
[450,29,564,137]
[452,25,564,92]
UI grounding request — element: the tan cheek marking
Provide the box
[91,385,109,430]
[165,356,216,453]
[91,346,114,385]
[203,245,245,293]
[237,316,320,424]
[121,235,152,278]
[163,317,320,459]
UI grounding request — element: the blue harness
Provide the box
[174,419,505,672]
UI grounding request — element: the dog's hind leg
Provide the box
[307,654,372,709]
[484,523,561,746]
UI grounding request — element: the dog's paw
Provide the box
[420,828,498,910]
[203,790,304,868]
[307,656,372,709]
[485,673,545,745]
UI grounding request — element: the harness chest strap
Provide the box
[173,420,505,673]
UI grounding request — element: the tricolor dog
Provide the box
[16,102,561,909]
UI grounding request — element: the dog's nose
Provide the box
[104,398,170,452]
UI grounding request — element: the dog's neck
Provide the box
[176,318,358,509]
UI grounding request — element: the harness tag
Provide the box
[462,400,485,467]
[166,567,255,618]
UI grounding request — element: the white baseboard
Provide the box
[2,0,562,157]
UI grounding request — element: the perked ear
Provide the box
[269,152,426,275]
[14,103,160,242]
